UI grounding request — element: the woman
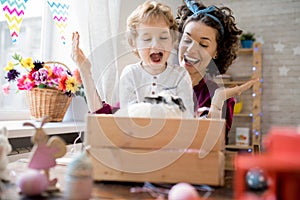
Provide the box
[176,0,244,143]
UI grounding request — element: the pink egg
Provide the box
[168,182,200,200]
[16,170,49,196]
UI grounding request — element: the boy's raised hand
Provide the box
[71,32,91,71]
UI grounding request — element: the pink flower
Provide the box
[52,66,65,77]
[2,83,10,95]
[17,75,35,91]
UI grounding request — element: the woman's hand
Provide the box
[71,32,91,71]
[208,78,259,118]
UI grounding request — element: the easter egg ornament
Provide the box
[16,170,49,196]
[245,168,268,191]
[168,182,201,200]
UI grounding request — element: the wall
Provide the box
[117,0,300,134]
[191,0,300,134]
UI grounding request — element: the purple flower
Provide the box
[32,68,48,85]
[5,69,20,82]
[33,61,44,71]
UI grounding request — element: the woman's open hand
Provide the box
[208,78,259,118]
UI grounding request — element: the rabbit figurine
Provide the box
[0,127,12,181]
[23,116,67,190]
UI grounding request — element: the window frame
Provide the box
[0,2,54,121]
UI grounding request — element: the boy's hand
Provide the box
[71,32,91,71]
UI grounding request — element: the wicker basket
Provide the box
[26,61,72,122]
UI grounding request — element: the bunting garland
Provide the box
[0,0,29,43]
[47,0,69,44]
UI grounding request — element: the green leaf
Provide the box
[38,84,46,88]
[12,53,22,62]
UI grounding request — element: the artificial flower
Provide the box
[21,57,35,69]
[33,61,44,71]
[5,69,20,82]
[66,77,80,93]
[3,53,83,96]
[2,83,10,95]
[4,61,14,71]
[32,68,48,85]
[58,74,68,92]
[17,75,35,91]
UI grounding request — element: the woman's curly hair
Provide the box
[176,0,242,75]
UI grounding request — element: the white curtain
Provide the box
[86,0,121,105]
[65,0,122,106]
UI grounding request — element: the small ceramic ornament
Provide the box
[23,116,67,191]
[64,152,93,200]
[0,126,12,181]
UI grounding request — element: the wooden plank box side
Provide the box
[84,114,226,152]
[87,148,225,186]
[84,115,226,186]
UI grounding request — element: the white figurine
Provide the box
[0,127,12,181]
[64,152,93,199]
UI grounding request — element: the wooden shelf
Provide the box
[225,144,252,150]
[238,48,253,55]
[234,113,253,117]
[227,42,262,152]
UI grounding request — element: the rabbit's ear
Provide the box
[40,116,49,128]
[23,122,36,128]
[1,127,8,137]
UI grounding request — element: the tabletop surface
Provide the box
[2,153,234,200]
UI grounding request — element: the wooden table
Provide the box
[2,154,234,200]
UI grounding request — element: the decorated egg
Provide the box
[245,168,268,191]
[16,170,48,196]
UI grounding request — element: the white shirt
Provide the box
[119,62,194,116]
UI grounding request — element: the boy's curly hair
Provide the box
[127,0,178,57]
[176,0,242,75]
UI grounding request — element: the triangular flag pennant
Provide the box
[47,0,69,45]
[0,0,29,44]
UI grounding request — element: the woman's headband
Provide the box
[184,0,224,37]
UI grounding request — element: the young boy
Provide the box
[119,0,194,117]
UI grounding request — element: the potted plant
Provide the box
[240,32,255,48]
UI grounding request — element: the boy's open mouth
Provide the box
[150,52,163,63]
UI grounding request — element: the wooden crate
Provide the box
[84,114,226,186]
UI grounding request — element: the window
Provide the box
[0,0,49,120]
